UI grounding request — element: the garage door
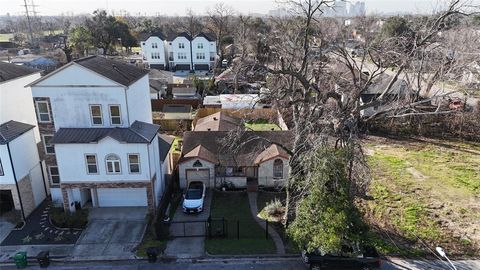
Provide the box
[175,64,191,71]
[194,64,209,70]
[97,188,147,207]
[186,169,209,187]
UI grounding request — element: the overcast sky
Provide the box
[2,0,478,16]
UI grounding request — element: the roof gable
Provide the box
[254,144,290,164]
[194,112,243,131]
[29,56,149,87]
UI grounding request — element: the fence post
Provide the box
[265,220,269,239]
[237,220,240,240]
[222,217,225,238]
[208,215,212,238]
[183,222,186,237]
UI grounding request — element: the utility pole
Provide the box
[22,0,38,47]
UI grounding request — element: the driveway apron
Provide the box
[164,189,212,258]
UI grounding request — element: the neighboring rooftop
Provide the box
[194,111,243,131]
[73,56,149,87]
[158,134,174,162]
[0,120,35,144]
[196,32,216,42]
[168,32,192,41]
[51,121,160,144]
[139,31,167,41]
[180,131,293,166]
[0,61,39,83]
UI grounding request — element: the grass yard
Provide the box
[257,191,300,254]
[244,119,281,131]
[136,233,167,257]
[172,136,182,154]
[205,191,276,255]
[362,136,480,256]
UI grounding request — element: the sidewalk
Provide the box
[247,192,285,255]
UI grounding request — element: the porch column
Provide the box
[91,188,99,208]
[61,187,76,213]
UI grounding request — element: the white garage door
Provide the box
[186,169,210,187]
[97,188,147,207]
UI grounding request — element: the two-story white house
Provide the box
[29,56,166,213]
[191,33,217,71]
[140,32,168,70]
[167,32,193,71]
[0,62,47,219]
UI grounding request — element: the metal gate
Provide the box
[163,216,227,238]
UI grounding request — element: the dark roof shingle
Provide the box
[0,120,35,144]
[0,62,39,83]
[158,134,174,162]
[195,32,216,42]
[181,131,293,166]
[74,56,149,86]
[51,121,160,144]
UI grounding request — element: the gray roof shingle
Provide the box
[51,121,160,144]
[0,120,35,144]
[158,134,174,162]
[74,56,149,86]
[0,62,40,83]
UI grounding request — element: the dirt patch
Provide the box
[406,167,427,180]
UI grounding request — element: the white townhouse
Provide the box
[0,62,47,219]
[167,32,193,71]
[191,33,217,71]
[140,32,168,70]
[29,56,166,213]
[166,32,217,71]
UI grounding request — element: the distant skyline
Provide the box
[2,0,479,16]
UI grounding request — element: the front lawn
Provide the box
[244,119,281,131]
[257,191,300,254]
[205,191,276,255]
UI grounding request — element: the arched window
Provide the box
[106,154,121,174]
[193,160,203,167]
[273,159,283,178]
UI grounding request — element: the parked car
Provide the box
[182,181,206,213]
[302,243,382,270]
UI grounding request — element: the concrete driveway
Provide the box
[164,189,212,258]
[72,207,147,260]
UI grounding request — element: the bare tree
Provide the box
[206,2,235,61]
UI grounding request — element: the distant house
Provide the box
[166,32,217,71]
[29,56,167,213]
[140,32,168,70]
[359,74,412,117]
[150,79,167,99]
[172,85,199,99]
[0,62,46,219]
[203,94,268,109]
[178,112,292,190]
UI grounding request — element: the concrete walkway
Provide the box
[164,189,213,258]
[247,192,285,255]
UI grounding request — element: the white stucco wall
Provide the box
[55,137,151,183]
[141,36,167,67]
[178,158,215,189]
[0,73,42,142]
[0,145,13,184]
[126,76,152,124]
[8,129,40,181]
[258,157,289,187]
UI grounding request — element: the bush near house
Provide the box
[49,207,88,229]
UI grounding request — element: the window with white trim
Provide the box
[179,42,185,49]
[152,42,158,48]
[42,135,55,154]
[273,159,284,178]
[196,52,205,60]
[178,52,187,59]
[49,166,60,184]
[198,43,204,49]
[85,154,98,174]
[35,100,51,123]
[128,154,140,174]
[90,105,103,125]
[106,154,121,174]
[109,105,121,125]
[0,158,4,176]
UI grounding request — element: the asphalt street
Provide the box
[2,257,479,270]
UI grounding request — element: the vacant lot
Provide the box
[362,136,480,257]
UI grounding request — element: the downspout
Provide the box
[190,39,194,71]
[7,143,26,221]
[39,160,48,199]
[124,86,130,126]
